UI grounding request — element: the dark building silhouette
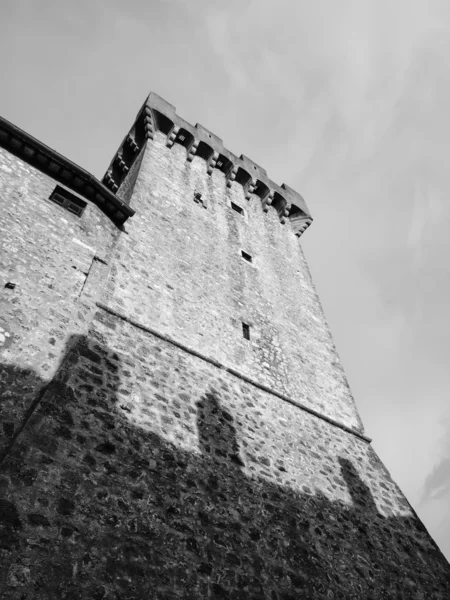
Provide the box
[0,93,449,598]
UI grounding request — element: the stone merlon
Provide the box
[103,92,313,237]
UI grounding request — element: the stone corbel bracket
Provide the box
[278,183,312,237]
[103,92,313,237]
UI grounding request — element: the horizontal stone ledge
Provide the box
[96,301,372,444]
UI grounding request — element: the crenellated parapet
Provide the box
[103,93,312,237]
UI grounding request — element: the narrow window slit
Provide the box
[241,251,252,263]
[242,323,250,340]
[194,192,207,209]
[231,202,243,215]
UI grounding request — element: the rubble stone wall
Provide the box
[0,148,119,458]
[107,133,362,432]
[0,310,448,599]
[1,115,449,599]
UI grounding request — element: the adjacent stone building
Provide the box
[0,93,449,599]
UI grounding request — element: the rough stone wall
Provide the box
[1,119,450,600]
[0,148,120,458]
[107,132,362,432]
[0,310,449,599]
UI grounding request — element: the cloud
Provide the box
[419,429,450,557]
[422,457,450,501]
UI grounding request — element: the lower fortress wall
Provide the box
[1,305,449,599]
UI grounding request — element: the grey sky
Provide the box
[1,0,449,559]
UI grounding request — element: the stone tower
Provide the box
[0,93,449,599]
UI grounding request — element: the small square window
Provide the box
[178,134,185,142]
[49,186,86,217]
[241,251,252,263]
[216,160,223,168]
[242,323,250,340]
[231,202,243,215]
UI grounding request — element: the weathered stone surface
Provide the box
[0,96,449,599]
[1,320,448,598]
[0,148,119,458]
[109,133,361,431]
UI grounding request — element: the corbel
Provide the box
[207,151,220,175]
[280,202,291,224]
[114,153,129,174]
[126,134,139,155]
[143,106,154,140]
[226,165,238,188]
[166,125,180,149]
[245,178,257,200]
[291,216,312,238]
[261,190,274,213]
[104,172,118,192]
[186,140,199,163]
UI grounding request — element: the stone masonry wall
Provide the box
[107,132,362,432]
[0,148,120,458]
[0,309,449,599]
[1,114,449,600]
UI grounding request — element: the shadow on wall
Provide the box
[0,333,449,600]
[0,364,46,461]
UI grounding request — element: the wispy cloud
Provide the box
[422,457,450,501]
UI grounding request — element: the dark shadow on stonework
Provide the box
[0,364,46,461]
[339,457,378,515]
[0,330,449,600]
[196,392,244,468]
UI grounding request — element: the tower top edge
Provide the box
[142,92,312,224]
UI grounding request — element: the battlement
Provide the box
[103,92,313,238]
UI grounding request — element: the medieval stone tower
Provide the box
[0,93,449,599]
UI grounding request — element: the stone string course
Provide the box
[106,133,364,432]
[0,94,449,599]
[96,301,371,444]
[1,312,448,599]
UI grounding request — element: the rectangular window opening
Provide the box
[52,193,65,205]
[66,202,83,216]
[242,322,250,340]
[231,201,244,215]
[50,185,87,217]
[241,250,252,263]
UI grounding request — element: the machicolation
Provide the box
[103,92,312,237]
